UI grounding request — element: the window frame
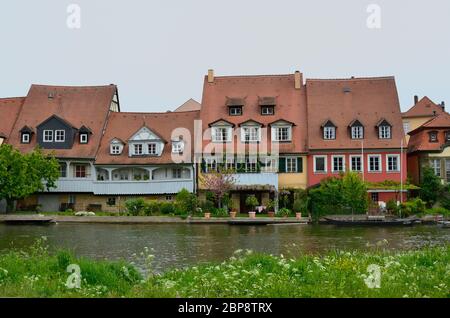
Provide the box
[428,131,438,143]
[148,143,157,155]
[172,141,184,154]
[228,106,242,116]
[351,126,364,139]
[272,126,291,142]
[133,143,143,155]
[80,133,88,144]
[378,125,391,139]
[74,165,87,178]
[313,155,327,173]
[349,155,363,172]
[241,126,260,143]
[54,130,65,143]
[430,159,441,177]
[386,154,401,172]
[323,126,336,140]
[21,133,30,144]
[110,144,121,155]
[368,154,382,172]
[212,127,232,143]
[261,106,275,115]
[285,157,298,173]
[43,130,54,142]
[331,155,345,173]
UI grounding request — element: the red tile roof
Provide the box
[95,110,200,165]
[402,96,444,118]
[407,113,450,153]
[8,84,116,158]
[0,97,25,140]
[175,99,201,112]
[199,73,307,154]
[306,77,406,150]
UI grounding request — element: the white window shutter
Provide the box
[271,127,276,141]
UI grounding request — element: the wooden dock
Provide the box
[227,218,308,226]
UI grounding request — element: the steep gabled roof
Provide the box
[402,96,444,118]
[174,98,201,112]
[95,110,200,165]
[408,112,450,136]
[8,84,117,158]
[306,76,405,150]
[0,97,25,140]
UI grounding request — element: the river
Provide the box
[0,223,448,273]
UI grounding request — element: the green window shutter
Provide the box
[201,160,206,173]
[297,157,303,173]
[279,157,286,173]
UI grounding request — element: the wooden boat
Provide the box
[323,217,416,226]
[3,216,55,225]
[437,221,450,228]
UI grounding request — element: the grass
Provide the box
[0,239,449,298]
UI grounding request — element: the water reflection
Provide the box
[0,223,448,273]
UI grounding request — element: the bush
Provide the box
[175,189,198,215]
[160,202,176,215]
[385,199,399,214]
[124,198,146,216]
[245,195,259,211]
[293,198,308,215]
[276,208,291,217]
[199,200,215,214]
[400,198,426,217]
[212,207,228,217]
[424,207,450,217]
[143,200,161,216]
[419,167,443,207]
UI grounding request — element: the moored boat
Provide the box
[323,217,416,226]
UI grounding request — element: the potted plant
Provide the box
[201,200,214,219]
[266,199,276,217]
[293,198,308,220]
[277,207,291,218]
[245,195,259,219]
[227,199,237,218]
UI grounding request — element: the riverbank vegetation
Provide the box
[0,240,448,298]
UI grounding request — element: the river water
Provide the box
[0,223,448,273]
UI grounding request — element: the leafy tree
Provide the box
[199,170,236,208]
[341,172,368,214]
[175,188,198,216]
[419,167,442,207]
[0,145,60,212]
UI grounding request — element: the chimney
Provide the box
[441,101,446,111]
[207,69,214,83]
[294,70,301,89]
[414,95,419,104]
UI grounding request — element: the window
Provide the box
[324,127,336,140]
[286,157,297,173]
[350,156,363,172]
[80,133,88,144]
[445,131,450,142]
[21,133,30,144]
[371,192,379,203]
[242,127,260,142]
[261,106,274,115]
[430,159,441,177]
[111,145,121,155]
[368,155,381,172]
[212,127,230,142]
[55,130,65,142]
[205,158,217,172]
[263,158,278,172]
[351,126,364,139]
[379,125,391,139]
[107,197,116,206]
[245,157,258,173]
[225,157,235,171]
[148,143,157,155]
[332,155,345,172]
[59,163,67,178]
[387,154,400,172]
[43,130,53,142]
[229,106,242,116]
[429,132,438,142]
[165,195,173,201]
[68,195,76,204]
[75,165,86,178]
[403,122,410,135]
[314,156,327,173]
[133,144,143,155]
[172,141,184,153]
[273,127,291,141]
[172,168,182,179]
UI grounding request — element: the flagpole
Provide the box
[361,141,364,182]
[400,139,403,205]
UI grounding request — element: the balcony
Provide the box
[50,178,94,193]
[93,179,194,195]
[233,173,278,190]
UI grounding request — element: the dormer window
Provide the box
[128,126,165,157]
[55,130,65,142]
[259,97,276,115]
[148,143,157,155]
[134,144,143,155]
[349,120,364,139]
[80,133,88,144]
[322,120,336,140]
[445,131,450,142]
[229,106,242,116]
[239,120,263,143]
[376,119,392,139]
[261,106,274,115]
[429,131,438,143]
[172,141,184,154]
[20,126,33,144]
[111,145,121,155]
[209,119,234,143]
[43,130,54,142]
[270,120,294,142]
[110,138,124,155]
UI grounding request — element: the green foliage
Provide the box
[160,202,175,215]
[278,190,291,209]
[212,207,228,217]
[419,167,442,207]
[424,207,450,217]
[124,198,146,216]
[0,145,60,212]
[266,199,277,212]
[174,188,198,216]
[245,195,259,211]
[309,172,368,221]
[400,198,426,217]
[199,200,215,214]
[276,207,291,217]
[386,199,399,214]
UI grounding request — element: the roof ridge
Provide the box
[113,110,200,115]
[210,73,295,80]
[306,76,395,82]
[31,84,117,89]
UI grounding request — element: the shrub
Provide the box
[276,207,291,217]
[424,207,450,217]
[293,198,308,215]
[419,167,443,207]
[212,207,228,217]
[400,198,426,217]
[124,198,146,216]
[245,195,259,211]
[199,200,215,214]
[266,199,277,212]
[175,188,198,215]
[385,199,399,214]
[143,200,161,216]
[160,202,176,215]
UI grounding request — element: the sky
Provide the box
[0,0,448,112]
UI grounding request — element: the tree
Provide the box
[419,167,442,207]
[341,172,368,214]
[0,145,60,212]
[199,170,236,208]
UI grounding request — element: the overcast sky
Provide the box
[0,0,448,112]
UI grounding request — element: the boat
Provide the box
[437,221,450,228]
[323,217,416,226]
[2,216,56,225]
